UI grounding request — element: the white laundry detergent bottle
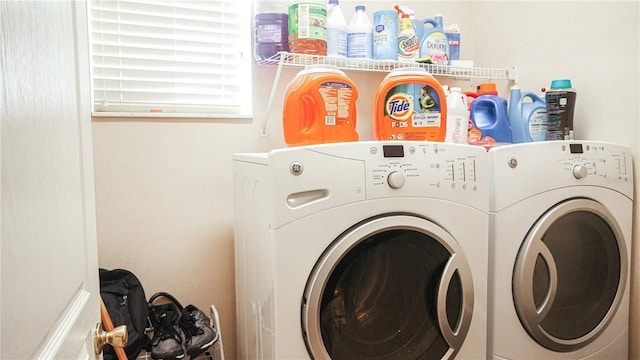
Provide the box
[445,87,469,143]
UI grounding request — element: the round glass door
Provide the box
[513,198,628,352]
[302,214,474,360]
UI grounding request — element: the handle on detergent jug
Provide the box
[283,93,318,145]
[463,91,478,99]
[299,94,320,140]
[422,18,439,31]
[521,92,545,104]
[517,91,545,123]
[464,92,478,111]
[420,19,442,34]
[452,90,468,108]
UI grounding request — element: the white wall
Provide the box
[93,2,639,359]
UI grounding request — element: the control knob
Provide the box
[573,164,588,179]
[387,171,405,189]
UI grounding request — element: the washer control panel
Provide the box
[363,143,488,204]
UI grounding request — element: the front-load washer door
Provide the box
[302,214,474,360]
[512,198,628,352]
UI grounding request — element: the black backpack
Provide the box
[99,268,152,360]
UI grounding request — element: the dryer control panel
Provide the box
[561,143,631,183]
[489,141,634,210]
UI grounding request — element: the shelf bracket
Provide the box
[509,66,519,83]
[260,52,286,135]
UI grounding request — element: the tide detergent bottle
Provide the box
[508,85,548,143]
[283,65,358,146]
[469,82,512,144]
[374,67,447,141]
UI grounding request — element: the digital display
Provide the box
[383,145,404,158]
[570,144,583,154]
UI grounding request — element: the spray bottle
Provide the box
[394,6,418,62]
[396,5,423,42]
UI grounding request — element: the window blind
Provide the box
[89,0,252,117]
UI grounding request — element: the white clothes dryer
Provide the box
[233,141,489,360]
[487,141,633,359]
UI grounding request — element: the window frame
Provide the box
[87,0,253,119]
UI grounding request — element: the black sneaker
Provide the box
[149,303,185,360]
[180,305,218,359]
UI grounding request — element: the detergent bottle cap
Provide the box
[510,85,521,90]
[550,79,572,89]
[386,67,429,78]
[478,82,498,95]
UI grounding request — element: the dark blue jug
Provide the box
[470,94,512,143]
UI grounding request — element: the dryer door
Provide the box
[512,198,628,352]
[302,214,474,360]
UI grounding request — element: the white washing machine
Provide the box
[233,141,489,360]
[487,141,633,359]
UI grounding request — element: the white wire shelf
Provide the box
[257,51,517,81]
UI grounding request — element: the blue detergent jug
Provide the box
[419,14,449,64]
[509,86,548,143]
[470,94,512,143]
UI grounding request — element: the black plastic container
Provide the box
[255,6,288,61]
[545,79,576,140]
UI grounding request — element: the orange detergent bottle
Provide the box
[283,65,359,146]
[374,67,447,141]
